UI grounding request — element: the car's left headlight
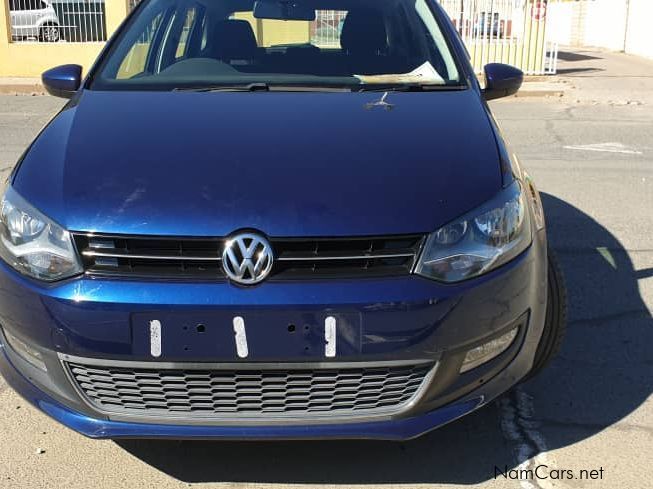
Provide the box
[0,185,82,281]
[415,181,531,283]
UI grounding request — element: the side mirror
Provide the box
[483,63,523,101]
[42,64,82,99]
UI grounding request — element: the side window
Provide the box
[174,7,197,59]
[116,12,164,79]
[200,16,208,51]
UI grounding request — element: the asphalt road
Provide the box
[0,49,651,489]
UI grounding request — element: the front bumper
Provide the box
[0,344,481,440]
[0,229,547,440]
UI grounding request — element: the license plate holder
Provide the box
[131,310,362,360]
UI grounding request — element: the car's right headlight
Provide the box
[0,185,82,281]
[415,182,531,283]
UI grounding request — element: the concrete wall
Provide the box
[548,0,627,51]
[547,2,573,46]
[0,1,128,78]
[583,0,627,51]
[548,0,652,60]
[625,0,653,60]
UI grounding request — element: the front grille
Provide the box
[73,233,424,280]
[65,361,433,420]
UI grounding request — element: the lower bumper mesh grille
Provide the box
[65,361,433,420]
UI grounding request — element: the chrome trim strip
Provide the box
[276,252,416,261]
[83,251,416,262]
[58,353,439,425]
[58,353,434,370]
[411,236,428,274]
[82,251,221,261]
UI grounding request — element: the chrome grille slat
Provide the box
[81,250,418,262]
[275,252,416,261]
[66,361,433,420]
[73,233,425,280]
[82,250,222,261]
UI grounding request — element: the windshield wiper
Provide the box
[355,83,467,92]
[173,83,271,92]
[173,82,462,93]
[173,83,351,93]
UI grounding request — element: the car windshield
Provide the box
[92,0,462,91]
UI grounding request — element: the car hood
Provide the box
[14,89,502,237]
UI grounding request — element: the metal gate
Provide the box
[438,0,559,74]
[311,10,347,48]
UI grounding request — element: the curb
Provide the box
[477,73,566,99]
[515,78,567,98]
[514,89,565,98]
[0,84,46,96]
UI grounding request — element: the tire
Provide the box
[525,248,568,379]
[40,24,60,43]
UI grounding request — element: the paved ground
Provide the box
[0,48,651,489]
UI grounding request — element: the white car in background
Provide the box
[9,0,61,42]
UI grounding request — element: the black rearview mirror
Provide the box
[254,0,316,21]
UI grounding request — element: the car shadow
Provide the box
[557,51,603,62]
[116,193,652,485]
[555,67,604,75]
[555,50,605,76]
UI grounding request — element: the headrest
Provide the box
[212,20,258,60]
[340,9,388,55]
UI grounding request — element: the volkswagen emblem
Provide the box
[222,233,274,285]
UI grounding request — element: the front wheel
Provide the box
[526,249,568,379]
[40,24,60,43]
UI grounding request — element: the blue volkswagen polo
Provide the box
[0,0,566,440]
